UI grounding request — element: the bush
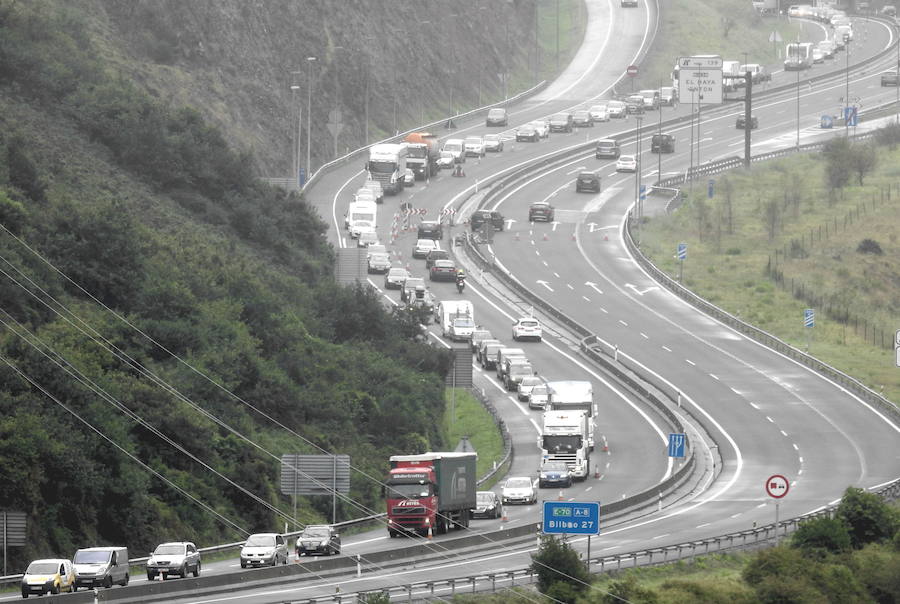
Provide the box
[791,516,852,558]
[856,239,883,255]
[529,536,590,597]
[835,487,900,548]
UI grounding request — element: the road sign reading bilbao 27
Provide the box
[678,55,723,105]
[543,501,600,535]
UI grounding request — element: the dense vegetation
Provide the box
[0,1,458,567]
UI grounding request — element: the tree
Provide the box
[823,137,852,197]
[835,486,899,548]
[529,536,590,599]
[763,199,780,240]
[847,142,877,185]
[6,136,46,202]
[791,516,852,558]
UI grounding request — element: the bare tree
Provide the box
[763,199,780,240]
[722,176,734,233]
[848,142,877,185]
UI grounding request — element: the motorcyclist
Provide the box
[455,269,466,293]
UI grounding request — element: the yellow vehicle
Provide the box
[21,559,75,598]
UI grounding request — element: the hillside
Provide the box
[0,0,570,568]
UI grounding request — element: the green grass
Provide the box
[640,143,900,404]
[443,388,505,480]
[536,0,588,83]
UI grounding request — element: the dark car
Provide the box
[473,491,504,519]
[595,139,621,159]
[485,107,508,127]
[572,110,593,127]
[539,461,573,488]
[650,133,675,153]
[736,114,758,129]
[575,171,601,193]
[881,70,900,86]
[429,258,458,281]
[425,248,451,270]
[528,201,555,222]
[625,94,645,114]
[470,209,505,232]
[548,112,574,133]
[295,525,341,556]
[417,221,443,240]
[400,277,426,303]
[515,125,540,142]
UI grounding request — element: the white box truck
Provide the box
[546,380,597,451]
[539,410,590,480]
[366,143,408,195]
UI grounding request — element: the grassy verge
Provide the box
[443,388,505,480]
[640,142,900,403]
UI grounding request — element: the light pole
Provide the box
[634,115,643,243]
[290,82,301,187]
[795,59,801,149]
[844,35,851,136]
[306,56,317,182]
[657,79,662,183]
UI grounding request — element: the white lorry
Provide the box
[539,410,590,480]
[345,200,377,238]
[546,380,597,451]
[436,300,475,340]
[366,143,408,195]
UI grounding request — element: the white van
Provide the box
[346,200,377,238]
[72,546,129,590]
[436,300,474,338]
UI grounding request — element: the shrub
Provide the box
[529,536,590,597]
[856,239,883,255]
[791,516,852,558]
[835,487,900,548]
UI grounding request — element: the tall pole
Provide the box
[796,60,801,149]
[364,60,370,146]
[306,56,316,182]
[634,115,643,244]
[845,37,850,136]
[657,79,662,183]
[556,0,560,72]
[744,72,752,167]
[689,88,695,193]
[290,83,300,186]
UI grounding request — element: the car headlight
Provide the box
[320,541,328,546]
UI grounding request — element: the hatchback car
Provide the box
[539,461,573,488]
[512,317,543,341]
[575,171,601,193]
[464,136,486,158]
[146,542,201,581]
[437,151,456,169]
[515,125,540,142]
[403,168,415,187]
[240,533,288,568]
[528,383,550,410]
[367,252,392,274]
[650,133,675,153]
[528,201,555,222]
[400,277,426,303]
[607,100,627,118]
[517,375,544,401]
[616,154,637,172]
[485,107,508,127]
[470,209,505,232]
[589,104,609,122]
[548,112,574,133]
[735,114,759,129]
[424,249,450,270]
[384,267,409,289]
[473,491,504,519]
[429,258,458,281]
[502,476,536,505]
[625,94,645,114]
[354,188,377,205]
[470,329,495,353]
[21,559,75,597]
[295,525,341,556]
[412,238,438,259]
[483,133,504,152]
[572,110,593,127]
[357,229,379,248]
[479,342,504,369]
[417,221,443,240]
[595,139,621,159]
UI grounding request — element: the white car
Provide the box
[517,375,544,401]
[239,533,288,568]
[357,228,379,248]
[354,188,377,204]
[403,168,415,187]
[464,136,485,157]
[607,100,627,118]
[530,120,550,138]
[366,243,386,258]
[362,179,384,203]
[349,220,375,238]
[528,383,550,410]
[146,542,201,581]
[437,151,455,169]
[501,476,536,505]
[412,238,438,259]
[588,104,609,122]
[616,154,637,172]
[512,317,543,341]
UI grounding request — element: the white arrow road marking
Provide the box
[584,282,603,294]
[625,284,659,295]
[551,221,560,231]
[536,280,554,292]
[587,222,598,232]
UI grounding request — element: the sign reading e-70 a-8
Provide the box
[543,501,600,535]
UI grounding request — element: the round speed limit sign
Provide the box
[765,474,790,499]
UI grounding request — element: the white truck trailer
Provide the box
[546,380,597,451]
[539,410,590,480]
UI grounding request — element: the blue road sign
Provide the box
[668,433,687,458]
[820,115,833,129]
[844,106,858,127]
[677,242,687,260]
[542,501,600,535]
[299,167,307,186]
[804,308,815,328]
[639,184,647,202]
[707,179,715,199]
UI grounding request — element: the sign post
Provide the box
[804,308,814,352]
[765,474,790,543]
[677,243,687,283]
[895,329,900,367]
[627,64,639,91]
[543,501,600,566]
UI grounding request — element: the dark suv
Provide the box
[417,221,443,240]
[295,525,341,556]
[650,134,675,153]
[575,172,601,193]
[548,112,574,133]
[595,139,621,159]
[528,201,555,222]
[470,210,505,232]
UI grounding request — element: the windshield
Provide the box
[505,478,531,489]
[26,562,61,574]
[453,318,475,328]
[74,551,111,564]
[531,385,549,396]
[300,527,330,539]
[388,483,433,498]
[351,212,374,222]
[368,160,396,174]
[153,544,184,556]
[543,463,569,473]
[444,143,462,152]
[407,147,427,158]
[244,534,275,547]
[509,365,533,377]
[477,492,495,503]
[542,435,583,452]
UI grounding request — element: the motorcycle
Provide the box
[456,276,466,294]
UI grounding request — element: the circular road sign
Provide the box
[765,474,790,499]
[626,64,639,77]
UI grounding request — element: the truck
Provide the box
[722,60,742,91]
[403,132,440,180]
[546,380,597,451]
[366,143,408,195]
[539,410,590,480]
[385,452,477,537]
[436,300,475,340]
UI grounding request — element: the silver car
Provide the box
[501,476,536,505]
[146,542,201,580]
[528,384,550,410]
[240,533,288,568]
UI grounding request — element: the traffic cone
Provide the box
[571,232,576,241]
[501,509,508,522]
[603,234,609,241]
[558,490,564,501]
[515,232,520,241]
[594,469,601,479]
[602,444,609,453]
[543,233,548,241]
[427,525,433,540]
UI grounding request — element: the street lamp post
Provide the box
[306,56,317,182]
[290,82,301,187]
[796,59,801,149]
[657,79,662,184]
[845,35,851,136]
[634,115,643,243]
